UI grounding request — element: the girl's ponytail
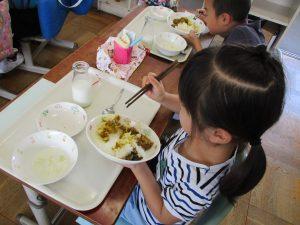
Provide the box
[219,140,266,200]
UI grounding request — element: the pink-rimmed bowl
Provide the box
[36,102,87,137]
[11,130,78,185]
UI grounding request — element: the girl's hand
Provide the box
[142,73,166,103]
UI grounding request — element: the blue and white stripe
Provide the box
[137,129,235,225]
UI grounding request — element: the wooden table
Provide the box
[1,6,213,225]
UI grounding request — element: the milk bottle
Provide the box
[72,61,93,107]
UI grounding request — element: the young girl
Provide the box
[116,45,285,225]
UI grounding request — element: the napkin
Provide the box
[96,36,147,81]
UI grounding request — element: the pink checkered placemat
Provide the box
[96,37,147,81]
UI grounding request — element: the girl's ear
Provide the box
[205,127,232,144]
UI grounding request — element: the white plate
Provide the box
[86,114,161,165]
[150,6,173,21]
[37,102,87,137]
[167,11,207,35]
[11,130,78,185]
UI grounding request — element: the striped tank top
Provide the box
[134,129,236,225]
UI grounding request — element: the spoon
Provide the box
[140,16,151,35]
[102,88,125,114]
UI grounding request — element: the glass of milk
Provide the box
[141,17,154,48]
[72,61,93,108]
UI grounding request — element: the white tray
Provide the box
[122,6,191,62]
[0,67,160,211]
[122,6,210,63]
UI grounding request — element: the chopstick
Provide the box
[125,60,180,108]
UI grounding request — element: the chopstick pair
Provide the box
[125,60,180,108]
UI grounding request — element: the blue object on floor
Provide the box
[38,0,93,40]
[71,0,94,15]
[9,0,93,40]
[38,0,68,39]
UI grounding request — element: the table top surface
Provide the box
[1,6,213,225]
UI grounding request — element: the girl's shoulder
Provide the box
[161,128,188,152]
[164,142,236,186]
[170,128,188,145]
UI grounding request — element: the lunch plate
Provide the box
[167,11,207,36]
[0,67,160,211]
[86,114,161,165]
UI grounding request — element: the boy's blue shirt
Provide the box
[223,20,265,46]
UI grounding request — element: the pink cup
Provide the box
[113,41,133,64]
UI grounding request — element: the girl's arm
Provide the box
[142,74,181,113]
[131,163,180,225]
[161,92,181,113]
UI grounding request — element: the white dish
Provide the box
[86,114,161,165]
[37,102,87,137]
[154,32,187,56]
[167,11,207,35]
[11,130,78,185]
[150,6,173,21]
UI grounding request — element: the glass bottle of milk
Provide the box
[170,0,179,12]
[72,61,93,107]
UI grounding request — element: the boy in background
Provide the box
[187,0,265,51]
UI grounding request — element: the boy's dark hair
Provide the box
[179,45,285,200]
[213,0,251,22]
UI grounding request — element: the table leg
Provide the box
[17,185,51,225]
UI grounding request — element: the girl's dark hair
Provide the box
[179,45,285,199]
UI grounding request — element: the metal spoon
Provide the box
[140,16,150,35]
[102,88,125,114]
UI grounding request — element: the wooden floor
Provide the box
[0,7,300,225]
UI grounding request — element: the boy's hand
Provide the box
[184,31,202,51]
[197,8,207,22]
[142,73,166,103]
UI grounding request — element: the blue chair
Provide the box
[9,0,93,74]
